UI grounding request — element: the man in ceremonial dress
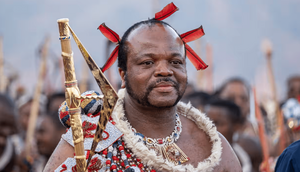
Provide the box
[44,3,241,172]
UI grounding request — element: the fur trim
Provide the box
[112,89,222,172]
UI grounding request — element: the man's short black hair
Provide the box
[46,92,65,112]
[45,111,66,130]
[214,77,250,97]
[118,19,183,72]
[183,91,211,107]
[207,98,242,124]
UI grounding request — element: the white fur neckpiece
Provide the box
[112,89,222,172]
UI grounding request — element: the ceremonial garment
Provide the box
[55,89,222,172]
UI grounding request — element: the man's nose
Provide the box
[154,61,173,77]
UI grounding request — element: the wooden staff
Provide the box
[195,39,205,91]
[66,22,118,168]
[104,40,118,91]
[44,67,53,96]
[25,36,50,157]
[253,87,271,172]
[57,18,86,172]
[261,39,284,153]
[58,56,66,91]
[206,43,213,93]
[0,36,6,93]
[262,40,277,106]
[79,60,89,92]
[58,19,104,171]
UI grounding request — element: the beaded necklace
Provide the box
[128,114,189,165]
[101,137,156,172]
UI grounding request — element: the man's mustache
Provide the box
[147,78,179,91]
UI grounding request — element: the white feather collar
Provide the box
[112,89,222,172]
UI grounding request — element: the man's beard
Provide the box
[125,75,187,108]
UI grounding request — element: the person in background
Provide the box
[286,75,300,100]
[263,75,300,172]
[15,95,47,172]
[36,111,66,170]
[182,91,211,112]
[181,83,196,99]
[206,98,262,172]
[17,94,47,140]
[214,77,256,136]
[270,96,300,172]
[46,92,65,113]
[0,94,18,172]
[275,139,300,172]
[213,77,264,172]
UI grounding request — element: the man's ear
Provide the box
[118,68,126,88]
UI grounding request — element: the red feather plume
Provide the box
[181,26,205,43]
[154,2,179,21]
[185,44,208,70]
[101,45,119,72]
[98,23,120,43]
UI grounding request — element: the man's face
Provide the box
[288,78,300,99]
[18,102,32,131]
[219,82,250,120]
[206,106,234,144]
[36,116,62,158]
[49,97,65,113]
[121,23,187,108]
[0,108,16,147]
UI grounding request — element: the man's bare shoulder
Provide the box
[43,139,74,172]
[214,133,242,172]
[179,115,241,171]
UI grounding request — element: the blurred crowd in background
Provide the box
[1,59,299,171]
[1,1,300,172]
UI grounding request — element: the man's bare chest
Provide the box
[176,129,212,168]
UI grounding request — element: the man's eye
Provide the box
[171,60,182,65]
[241,96,248,102]
[142,61,154,65]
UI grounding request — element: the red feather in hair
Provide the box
[154,2,179,21]
[101,45,119,72]
[185,44,208,70]
[98,23,120,44]
[181,26,205,43]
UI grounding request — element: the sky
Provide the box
[0,0,299,101]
